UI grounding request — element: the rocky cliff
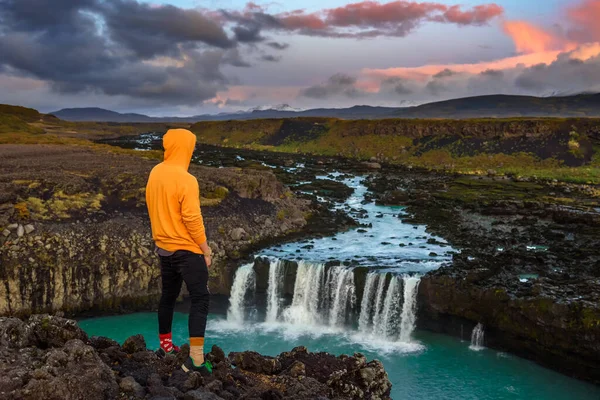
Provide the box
[0,144,311,317]
[0,314,392,399]
[364,170,600,383]
[191,117,600,169]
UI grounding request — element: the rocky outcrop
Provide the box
[418,272,600,383]
[365,169,600,383]
[0,315,392,399]
[0,145,310,316]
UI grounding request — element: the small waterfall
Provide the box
[283,261,325,325]
[371,274,388,332]
[469,323,485,351]
[266,259,284,323]
[328,266,356,327]
[398,276,421,343]
[375,276,402,339]
[228,258,423,345]
[358,273,379,332]
[227,264,256,324]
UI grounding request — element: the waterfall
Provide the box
[358,273,379,333]
[283,261,325,325]
[228,258,423,345]
[469,323,485,351]
[374,276,400,338]
[266,259,284,323]
[371,274,388,332]
[398,276,421,343]
[227,264,256,324]
[328,266,356,327]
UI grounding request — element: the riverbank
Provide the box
[363,170,600,382]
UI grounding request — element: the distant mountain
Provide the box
[394,93,600,118]
[50,107,157,123]
[51,93,600,122]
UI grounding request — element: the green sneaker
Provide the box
[156,346,180,359]
[181,357,213,376]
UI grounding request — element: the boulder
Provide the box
[229,228,246,241]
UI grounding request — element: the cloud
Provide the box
[567,0,600,43]
[225,1,504,39]
[266,41,290,50]
[433,68,456,78]
[502,21,574,54]
[301,74,365,99]
[99,0,235,57]
[381,77,414,95]
[0,0,246,106]
[261,55,282,62]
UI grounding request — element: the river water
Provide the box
[83,137,600,399]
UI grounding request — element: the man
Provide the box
[146,128,212,374]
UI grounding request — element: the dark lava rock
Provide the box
[122,334,147,354]
[229,351,282,374]
[1,317,393,399]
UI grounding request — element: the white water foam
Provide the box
[226,258,424,352]
[470,323,485,351]
[227,263,255,324]
[266,258,284,323]
[358,273,379,333]
[283,261,325,325]
[399,276,421,343]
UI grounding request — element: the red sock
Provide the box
[159,333,179,353]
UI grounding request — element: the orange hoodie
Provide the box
[146,129,207,254]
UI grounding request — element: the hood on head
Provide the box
[163,129,197,170]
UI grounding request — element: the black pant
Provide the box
[158,250,210,338]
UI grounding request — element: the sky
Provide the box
[0,0,598,116]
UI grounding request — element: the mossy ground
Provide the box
[3,103,600,184]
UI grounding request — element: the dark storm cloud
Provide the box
[99,0,235,58]
[267,42,290,50]
[381,77,413,95]
[233,23,264,43]
[0,0,251,105]
[261,55,281,62]
[433,68,456,78]
[480,69,504,77]
[301,74,364,99]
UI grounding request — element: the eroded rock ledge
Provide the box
[0,144,311,316]
[0,315,392,400]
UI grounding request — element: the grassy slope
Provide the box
[3,103,600,184]
[191,117,600,184]
[0,104,176,160]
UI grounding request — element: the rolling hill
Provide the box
[51,93,600,122]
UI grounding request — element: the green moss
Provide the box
[276,209,287,221]
[26,191,105,219]
[581,307,600,329]
[14,202,30,220]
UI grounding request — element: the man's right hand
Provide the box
[204,254,212,268]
